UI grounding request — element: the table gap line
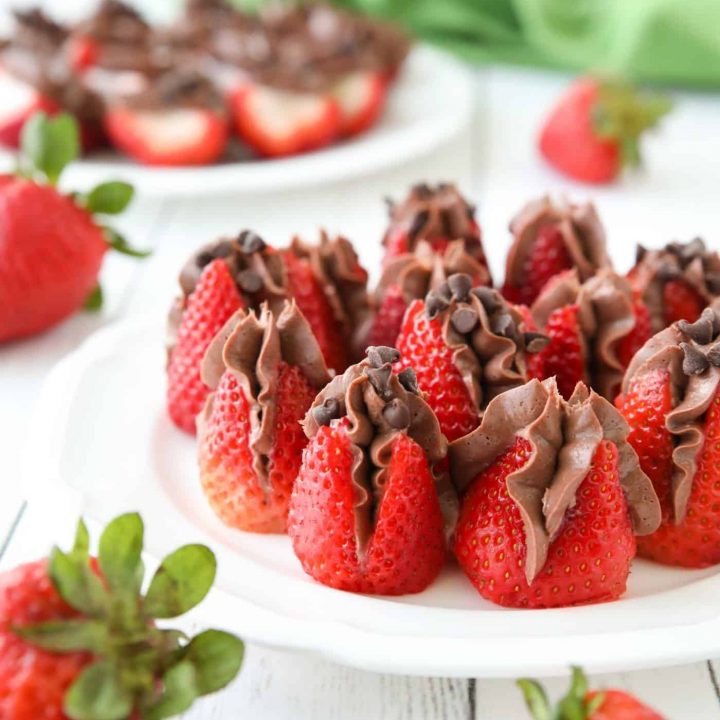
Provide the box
[0,500,28,562]
[707,661,720,704]
[467,678,476,720]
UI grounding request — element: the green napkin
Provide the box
[334,0,720,87]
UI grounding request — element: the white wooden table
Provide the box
[3,66,720,719]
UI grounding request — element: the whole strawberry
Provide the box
[0,112,147,343]
[518,666,664,720]
[0,513,244,720]
[450,378,660,608]
[288,345,457,595]
[526,269,651,400]
[394,273,547,442]
[198,301,331,532]
[617,308,720,567]
[628,238,720,333]
[502,196,610,307]
[539,76,672,184]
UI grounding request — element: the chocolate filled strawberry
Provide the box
[628,238,720,332]
[198,301,330,533]
[617,308,720,567]
[394,273,548,442]
[382,183,488,272]
[166,230,369,433]
[288,346,456,594]
[366,239,491,349]
[501,196,611,307]
[525,269,652,400]
[450,378,660,608]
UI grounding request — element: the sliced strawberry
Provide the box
[366,284,408,350]
[0,71,59,149]
[617,296,652,368]
[230,84,340,158]
[104,107,229,166]
[662,278,705,327]
[332,70,389,137]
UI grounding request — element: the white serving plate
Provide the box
[25,316,720,678]
[0,47,472,197]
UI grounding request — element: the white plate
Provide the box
[0,47,472,197]
[26,316,720,678]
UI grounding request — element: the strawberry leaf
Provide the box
[49,546,108,616]
[84,284,104,312]
[72,519,90,557]
[20,112,79,185]
[144,545,216,619]
[15,618,109,653]
[182,629,245,695]
[85,181,134,215]
[145,662,198,720]
[104,227,152,258]
[516,679,552,720]
[98,512,144,595]
[64,660,133,720]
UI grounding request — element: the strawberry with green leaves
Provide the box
[0,512,244,720]
[0,112,148,343]
[518,666,664,720]
[539,76,672,184]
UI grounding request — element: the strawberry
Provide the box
[502,196,610,307]
[67,34,100,73]
[0,112,146,344]
[230,83,340,158]
[0,513,244,720]
[198,302,330,533]
[539,76,672,184]
[450,379,660,608]
[395,274,544,442]
[288,346,454,595]
[382,183,487,273]
[518,666,664,720]
[166,258,243,434]
[367,283,408,349]
[332,70,389,137]
[662,278,706,327]
[618,310,720,567]
[0,69,59,148]
[617,294,652,367]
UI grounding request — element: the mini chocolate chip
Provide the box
[440,208,454,236]
[436,282,452,301]
[706,272,720,295]
[366,345,400,368]
[707,342,720,367]
[681,237,706,261]
[679,309,715,345]
[364,365,393,399]
[680,342,709,375]
[437,182,449,191]
[656,260,680,282]
[311,397,341,426]
[491,312,516,338]
[472,286,502,313]
[635,244,647,264]
[412,182,431,198]
[447,273,473,302]
[237,229,266,254]
[408,209,430,240]
[425,292,450,320]
[383,398,410,429]
[236,269,263,293]
[451,306,478,334]
[196,251,214,268]
[398,367,419,394]
[212,241,233,259]
[524,331,551,353]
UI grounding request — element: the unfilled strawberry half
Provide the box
[331,70,389,137]
[618,309,720,567]
[0,513,244,720]
[288,345,457,595]
[526,269,651,400]
[501,195,611,306]
[628,238,720,333]
[0,69,59,148]
[198,301,330,533]
[518,666,664,720]
[0,111,147,344]
[367,239,491,350]
[450,378,660,608]
[539,76,672,184]
[230,83,340,158]
[382,182,488,273]
[394,273,547,442]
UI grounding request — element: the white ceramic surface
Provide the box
[26,317,720,678]
[0,47,472,196]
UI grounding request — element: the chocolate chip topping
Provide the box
[490,312,516,339]
[237,229,266,254]
[681,343,710,375]
[635,244,648,264]
[398,367,419,394]
[678,309,716,345]
[451,307,478,334]
[382,398,410,429]
[425,292,451,320]
[311,397,342,426]
[366,345,400,368]
[472,286,502,313]
[447,273,472,302]
[524,331,551,353]
[364,365,393,399]
[656,260,680,282]
[408,210,430,241]
[236,269,263,293]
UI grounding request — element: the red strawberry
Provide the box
[450,379,659,609]
[198,303,330,533]
[167,258,243,434]
[0,70,59,149]
[288,347,451,595]
[67,34,100,73]
[617,294,652,367]
[367,284,408,349]
[230,84,340,158]
[332,70,389,137]
[0,514,243,720]
[105,106,228,166]
[0,112,144,344]
[539,76,671,184]
[662,278,705,327]
[518,666,664,720]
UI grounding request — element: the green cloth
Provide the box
[334,0,720,87]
